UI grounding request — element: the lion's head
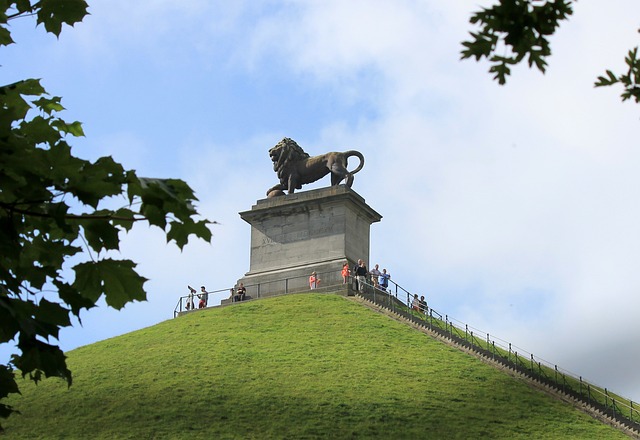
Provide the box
[269,138,310,181]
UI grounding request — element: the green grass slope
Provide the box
[3,294,630,439]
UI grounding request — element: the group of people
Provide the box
[339,260,391,292]
[185,283,249,310]
[185,285,209,310]
[189,265,426,314]
[411,294,428,314]
[308,260,391,292]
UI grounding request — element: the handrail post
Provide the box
[579,376,583,397]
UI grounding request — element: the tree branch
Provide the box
[0,203,145,223]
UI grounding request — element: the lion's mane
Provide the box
[271,138,309,185]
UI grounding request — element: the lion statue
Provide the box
[266,138,365,197]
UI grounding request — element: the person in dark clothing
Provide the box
[419,295,428,314]
[235,283,246,302]
[355,259,368,293]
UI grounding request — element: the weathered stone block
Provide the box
[236,185,381,298]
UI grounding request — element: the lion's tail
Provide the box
[345,150,365,175]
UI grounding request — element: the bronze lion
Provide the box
[266,138,365,197]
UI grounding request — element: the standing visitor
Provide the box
[411,294,420,311]
[355,260,368,293]
[352,259,361,290]
[341,261,351,284]
[419,295,427,314]
[370,264,381,289]
[379,269,390,291]
[198,286,208,309]
[186,286,196,310]
[309,271,321,289]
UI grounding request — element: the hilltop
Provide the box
[3,294,631,439]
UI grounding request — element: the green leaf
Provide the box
[0,365,19,400]
[97,259,148,309]
[0,26,14,46]
[51,119,84,137]
[461,0,574,84]
[111,208,137,231]
[33,298,71,339]
[33,96,65,115]
[12,78,46,96]
[73,259,147,309]
[36,0,89,37]
[167,219,212,249]
[54,281,95,317]
[21,115,62,145]
[14,340,72,386]
[0,296,23,344]
[72,261,103,303]
[81,216,121,252]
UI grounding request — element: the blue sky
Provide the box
[2,1,640,402]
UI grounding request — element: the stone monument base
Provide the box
[235,185,381,300]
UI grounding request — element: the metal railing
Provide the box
[173,269,347,317]
[173,287,234,318]
[356,277,640,434]
[173,272,640,433]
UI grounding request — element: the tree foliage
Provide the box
[461,0,640,103]
[0,0,213,428]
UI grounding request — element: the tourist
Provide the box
[309,271,320,289]
[352,259,361,290]
[198,286,208,309]
[355,260,368,293]
[235,283,246,302]
[411,294,420,311]
[379,269,390,291]
[370,264,381,288]
[186,285,196,310]
[419,295,428,314]
[341,261,351,284]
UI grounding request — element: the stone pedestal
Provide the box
[235,185,382,299]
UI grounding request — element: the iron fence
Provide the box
[172,272,640,433]
[356,277,640,433]
[173,269,346,317]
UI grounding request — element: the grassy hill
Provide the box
[3,294,631,439]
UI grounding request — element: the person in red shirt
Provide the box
[341,262,351,284]
[309,271,320,289]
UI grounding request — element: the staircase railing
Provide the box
[173,273,640,433]
[356,277,640,433]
